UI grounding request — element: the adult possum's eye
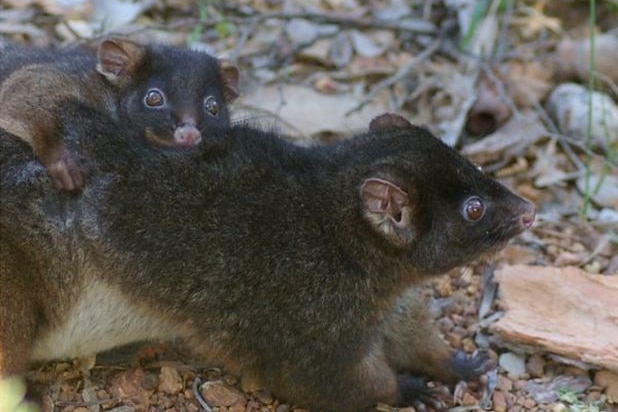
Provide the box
[204,96,219,116]
[463,196,485,221]
[144,89,165,108]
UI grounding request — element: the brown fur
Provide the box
[0,113,534,411]
[0,38,239,190]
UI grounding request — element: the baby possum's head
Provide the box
[96,37,239,149]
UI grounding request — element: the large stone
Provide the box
[492,265,618,372]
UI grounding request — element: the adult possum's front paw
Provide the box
[450,350,494,381]
[397,374,449,412]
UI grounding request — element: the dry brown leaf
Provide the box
[556,31,618,85]
[461,109,547,164]
[349,30,393,58]
[510,5,562,39]
[430,64,478,146]
[4,0,92,18]
[237,84,390,137]
[529,138,573,188]
[90,0,156,32]
[285,19,321,46]
[298,38,334,66]
[467,71,512,135]
[577,173,618,210]
[467,61,553,135]
[498,61,554,108]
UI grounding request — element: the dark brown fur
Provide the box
[0,38,239,190]
[0,111,534,411]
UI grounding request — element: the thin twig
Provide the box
[193,376,213,412]
[479,62,522,119]
[143,8,437,37]
[347,36,442,115]
[530,100,587,170]
[222,8,438,35]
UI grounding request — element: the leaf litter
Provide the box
[1,0,617,411]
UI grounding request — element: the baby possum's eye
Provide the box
[204,96,219,116]
[462,196,485,221]
[144,89,166,108]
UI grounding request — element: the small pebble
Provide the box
[245,400,260,412]
[253,388,274,404]
[462,391,478,406]
[223,374,239,386]
[459,267,474,285]
[492,390,508,412]
[109,368,152,409]
[526,354,545,378]
[433,277,452,297]
[497,375,514,392]
[437,316,454,332]
[446,332,463,348]
[515,378,531,390]
[524,374,591,403]
[451,313,465,323]
[158,366,183,395]
[562,366,589,376]
[229,401,247,412]
[462,337,476,353]
[107,407,135,412]
[585,389,603,403]
[523,397,536,409]
[187,404,199,412]
[466,285,478,295]
[499,352,526,378]
[201,380,247,407]
[275,404,290,412]
[594,370,618,401]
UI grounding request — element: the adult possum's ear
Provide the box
[96,38,146,86]
[219,60,240,102]
[369,113,413,133]
[360,177,417,245]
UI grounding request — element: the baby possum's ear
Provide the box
[369,113,413,133]
[96,38,146,87]
[360,176,418,246]
[219,60,240,103]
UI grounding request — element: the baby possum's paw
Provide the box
[43,145,84,191]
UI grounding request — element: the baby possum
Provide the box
[0,37,239,190]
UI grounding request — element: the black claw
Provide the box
[451,350,494,381]
[397,374,447,411]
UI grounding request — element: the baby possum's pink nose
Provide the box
[174,123,202,146]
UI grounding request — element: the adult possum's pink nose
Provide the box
[174,124,202,146]
[519,201,536,230]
